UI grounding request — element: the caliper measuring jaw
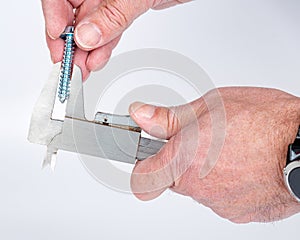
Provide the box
[28,63,165,169]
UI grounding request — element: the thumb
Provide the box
[74,0,151,50]
[129,102,198,140]
[129,102,200,201]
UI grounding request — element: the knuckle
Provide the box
[166,107,180,138]
[159,140,178,183]
[101,1,129,29]
[151,0,162,7]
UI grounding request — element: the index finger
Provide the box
[41,0,76,39]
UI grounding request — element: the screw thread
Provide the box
[58,28,75,103]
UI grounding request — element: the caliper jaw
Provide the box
[28,63,64,169]
[28,63,165,169]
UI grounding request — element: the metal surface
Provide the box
[283,161,300,202]
[137,137,165,160]
[28,62,165,168]
[60,117,141,164]
[28,63,64,146]
[95,112,140,130]
[58,26,75,103]
[283,126,300,202]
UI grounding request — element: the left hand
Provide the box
[41,0,192,80]
[129,87,300,223]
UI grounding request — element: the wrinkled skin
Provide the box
[41,0,300,223]
[129,87,300,223]
[41,0,192,79]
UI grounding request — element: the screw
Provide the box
[58,26,75,103]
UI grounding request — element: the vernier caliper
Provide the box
[28,27,164,169]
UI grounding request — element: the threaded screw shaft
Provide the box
[58,26,75,103]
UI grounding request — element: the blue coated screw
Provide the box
[58,26,75,103]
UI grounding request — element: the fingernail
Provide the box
[130,102,155,120]
[75,22,102,49]
[47,29,56,40]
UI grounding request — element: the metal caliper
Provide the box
[28,63,165,169]
[28,27,165,169]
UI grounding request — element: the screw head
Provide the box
[60,26,74,40]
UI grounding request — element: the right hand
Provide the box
[129,87,300,223]
[41,0,192,80]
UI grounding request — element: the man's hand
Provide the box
[41,0,192,80]
[129,87,300,223]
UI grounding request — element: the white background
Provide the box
[1,0,300,239]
